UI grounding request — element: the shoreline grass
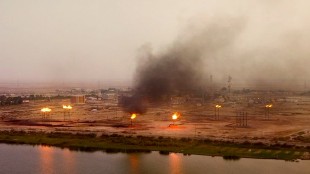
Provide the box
[0,130,308,161]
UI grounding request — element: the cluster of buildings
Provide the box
[0,95,23,105]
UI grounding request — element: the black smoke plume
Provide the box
[120,48,204,114]
[120,39,208,113]
[120,18,245,114]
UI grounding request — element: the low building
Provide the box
[171,96,186,105]
[102,88,118,100]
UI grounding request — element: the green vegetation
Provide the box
[0,130,308,161]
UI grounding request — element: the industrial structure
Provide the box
[70,95,85,104]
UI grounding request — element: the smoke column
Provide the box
[120,18,245,114]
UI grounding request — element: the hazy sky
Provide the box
[1,0,310,87]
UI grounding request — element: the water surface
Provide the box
[0,144,309,174]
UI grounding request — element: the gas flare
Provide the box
[172,112,180,120]
[63,105,73,110]
[41,108,51,112]
[131,113,137,120]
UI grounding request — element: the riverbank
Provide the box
[0,130,309,161]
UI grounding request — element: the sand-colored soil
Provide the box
[1,95,310,147]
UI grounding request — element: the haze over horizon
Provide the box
[1,0,310,89]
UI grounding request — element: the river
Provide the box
[0,143,309,174]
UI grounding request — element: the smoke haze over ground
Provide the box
[135,0,310,90]
[120,0,310,113]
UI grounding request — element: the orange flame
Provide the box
[215,104,222,108]
[131,113,137,120]
[265,104,272,108]
[63,105,73,110]
[172,112,180,120]
[41,107,51,112]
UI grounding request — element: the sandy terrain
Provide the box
[1,94,310,147]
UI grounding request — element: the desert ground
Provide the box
[1,93,310,147]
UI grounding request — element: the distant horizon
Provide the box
[0,80,133,90]
[0,77,309,91]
